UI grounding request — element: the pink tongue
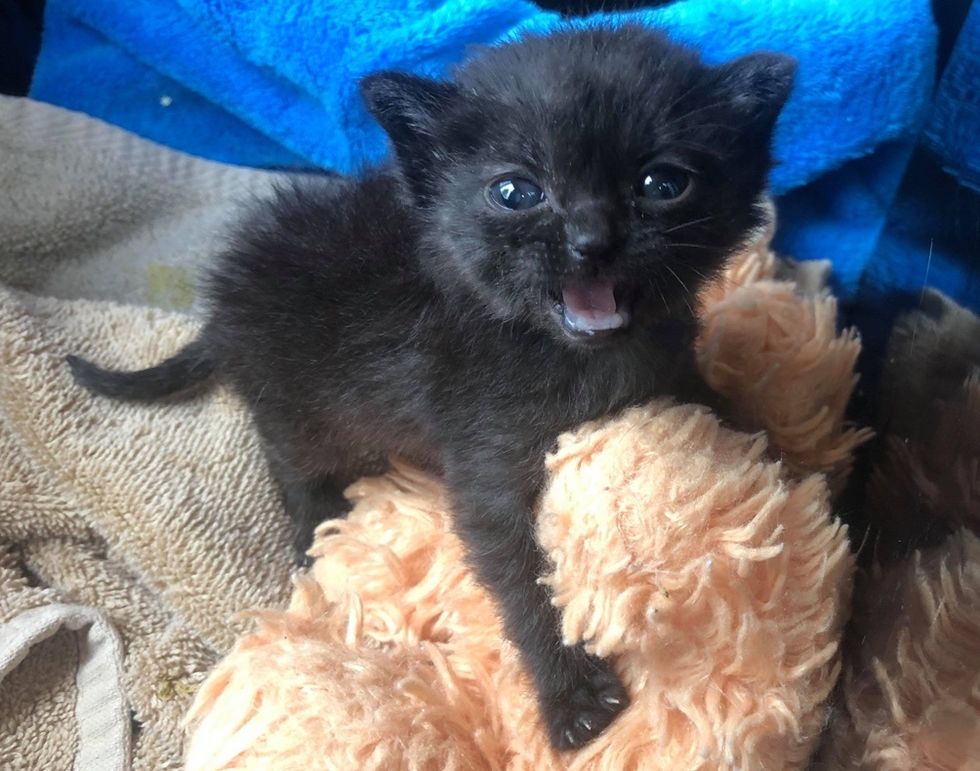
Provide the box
[561,280,624,332]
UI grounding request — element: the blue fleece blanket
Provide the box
[851,3,980,355]
[817,2,980,338]
[32,0,935,194]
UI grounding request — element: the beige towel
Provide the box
[0,95,296,770]
[0,603,130,771]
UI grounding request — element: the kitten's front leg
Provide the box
[259,436,363,566]
[280,474,351,565]
[445,445,629,750]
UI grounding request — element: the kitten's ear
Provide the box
[360,71,459,152]
[714,52,797,131]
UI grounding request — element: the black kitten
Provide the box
[68,26,794,750]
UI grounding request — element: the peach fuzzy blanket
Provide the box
[183,238,871,770]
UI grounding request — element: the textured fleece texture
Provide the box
[775,2,980,342]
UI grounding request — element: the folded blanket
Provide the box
[0,95,294,770]
[0,604,130,771]
[775,4,980,360]
[31,0,936,196]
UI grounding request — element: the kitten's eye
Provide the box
[489,177,545,211]
[638,166,691,202]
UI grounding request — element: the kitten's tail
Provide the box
[66,339,215,402]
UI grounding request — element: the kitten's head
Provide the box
[361,26,795,347]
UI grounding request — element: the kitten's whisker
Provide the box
[647,277,672,317]
[664,242,723,251]
[661,126,742,145]
[663,264,695,317]
[659,100,733,132]
[660,215,716,235]
[663,264,690,295]
[660,79,705,119]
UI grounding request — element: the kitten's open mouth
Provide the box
[552,279,631,341]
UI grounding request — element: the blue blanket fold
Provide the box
[31,0,936,194]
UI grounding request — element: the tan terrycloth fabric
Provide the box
[0,95,293,770]
[0,555,80,771]
[0,95,284,312]
[0,602,130,771]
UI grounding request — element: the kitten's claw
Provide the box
[600,693,625,708]
[542,646,630,751]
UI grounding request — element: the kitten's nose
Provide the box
[566,205,615,262]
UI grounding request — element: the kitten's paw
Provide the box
[290,522,316,568]
[543,648,629,751]
[291,547,314,570]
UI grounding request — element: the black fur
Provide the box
[66,340,213,401]
[68,26,794,750]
